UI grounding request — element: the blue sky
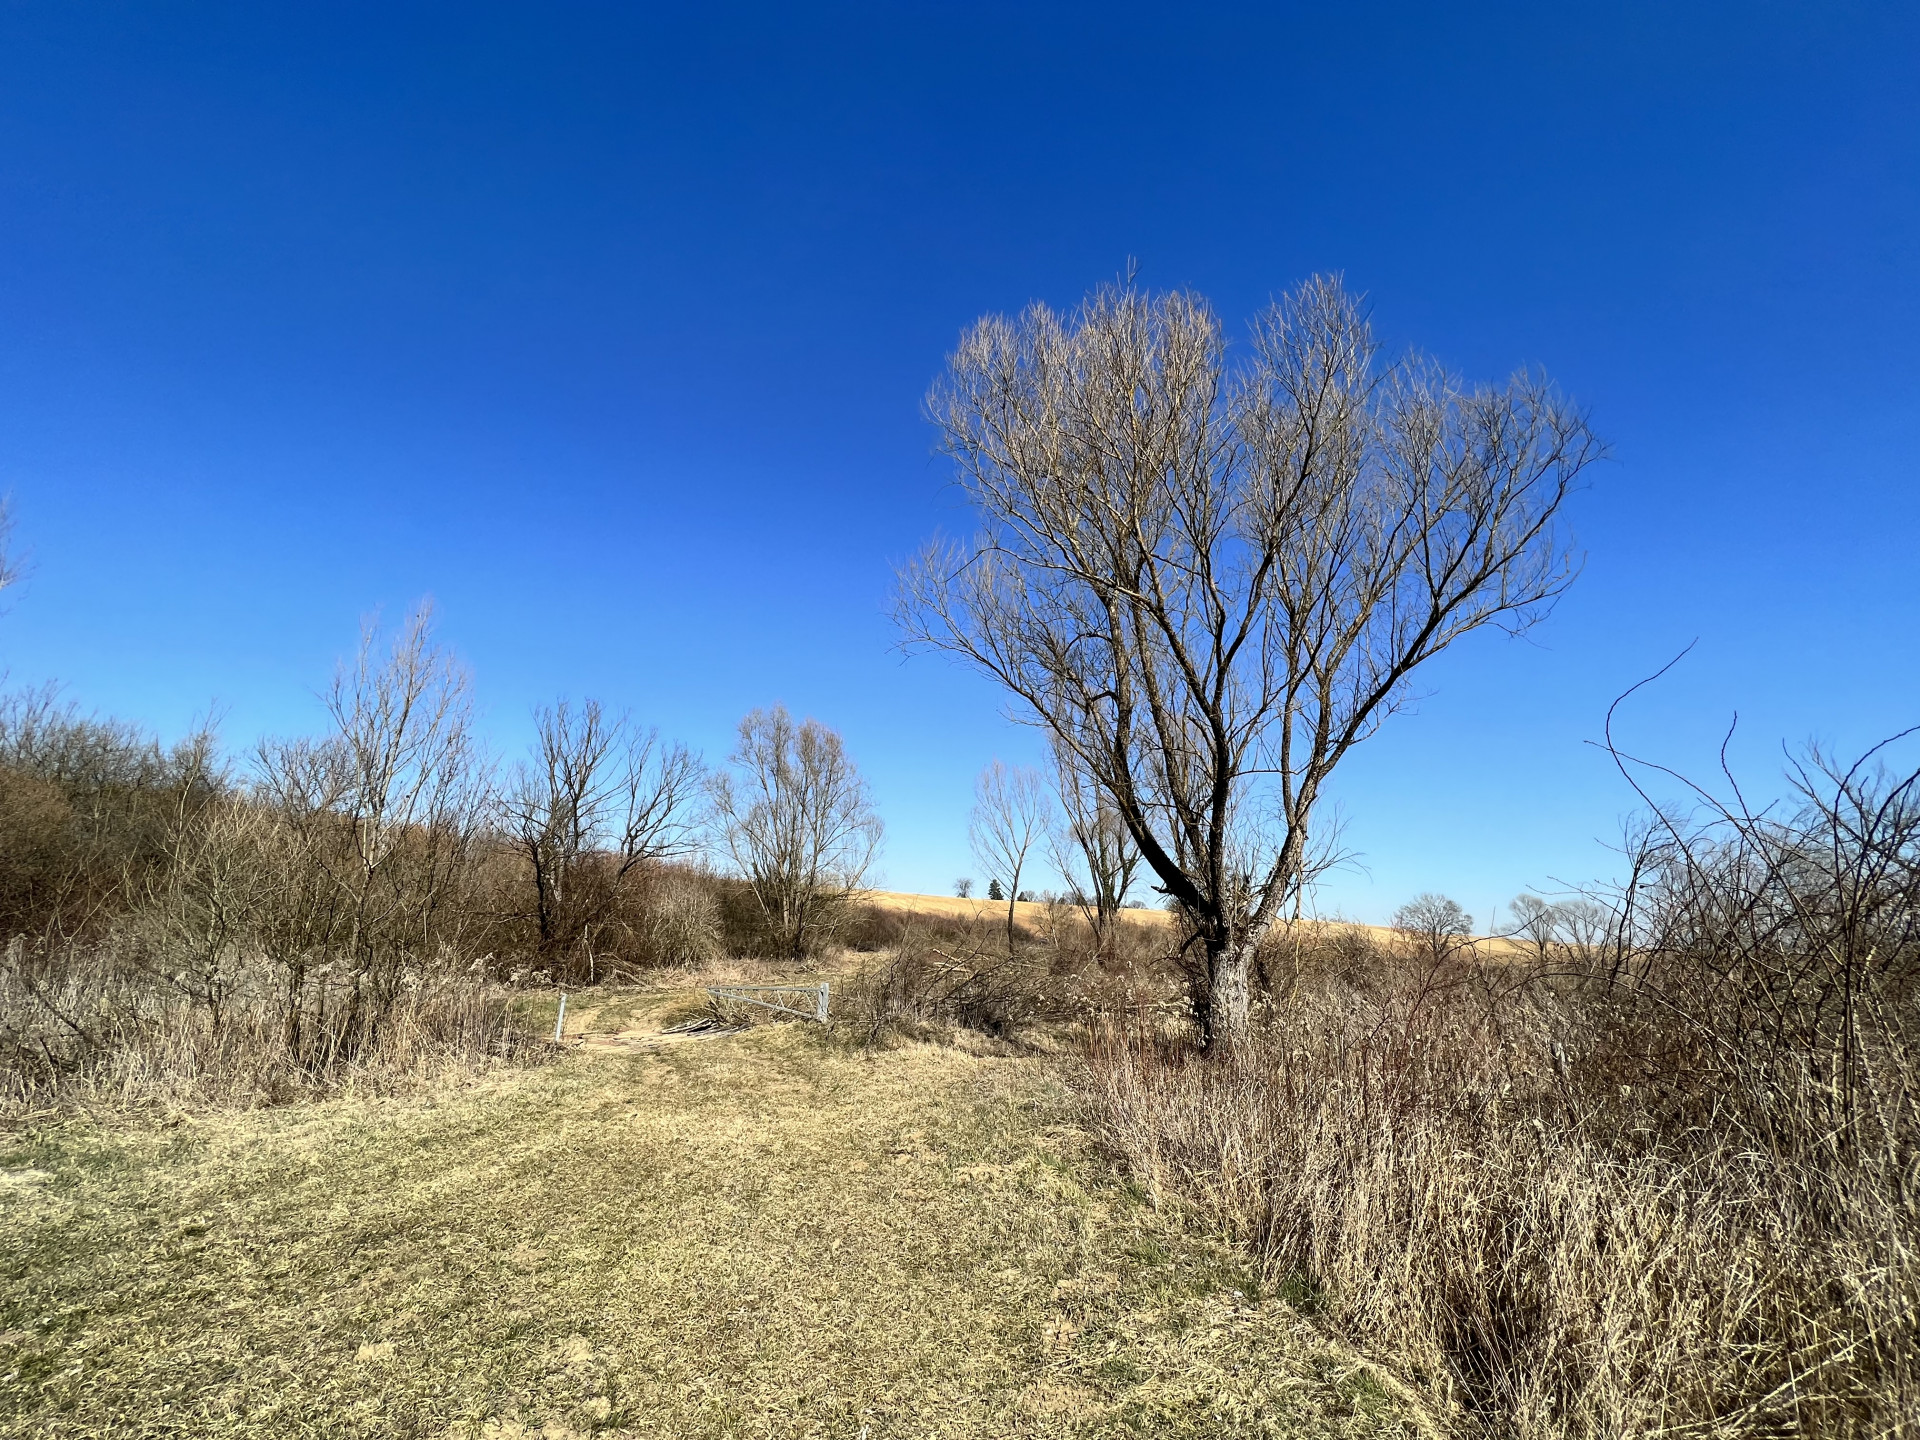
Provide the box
[1,2,1915,924]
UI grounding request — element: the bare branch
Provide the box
[898,275,1602,1045]
[969,760,1053,950]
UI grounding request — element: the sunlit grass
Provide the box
[1,988,1418,1438]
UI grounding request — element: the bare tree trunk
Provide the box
[1207,933,1255,1049]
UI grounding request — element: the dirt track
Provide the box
[0,985,1421,1438]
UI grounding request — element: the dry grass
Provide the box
[863,889,1171,931]
[1082,743,1920,1438]
[0,978,1424,1439]
[0,941,546,1119]
[859,892,1435,953]
[1085,950,1920,1439]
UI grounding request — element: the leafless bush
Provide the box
[245,605,494,1060]
[632,864,725,968]
[0,606,715,1110]
[842,906,1184,1048]
[1086,739,1920,1437]
[0,686,222,939]
[1597,733,1920,1169]
[838,924,1057,1046]
[0,599,739,1113]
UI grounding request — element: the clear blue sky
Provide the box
[1,2,1915,924]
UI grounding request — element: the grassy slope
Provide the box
[1,991,1416,1439]
[861,890,1173,930]
[859,892,1426,952]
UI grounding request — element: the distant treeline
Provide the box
[0,605,882,1108]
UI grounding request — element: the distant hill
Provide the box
[862,888,1170,926]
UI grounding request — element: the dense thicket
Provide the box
[0,613,745,1111]
[1089,741,1920,1438]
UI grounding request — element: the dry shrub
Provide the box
[838,925,1047,1046]
[0,687,220,941]
[840,908,1185,1048]
[632,865,724,968]
[835,900,916,953]
[694,873,799,959]
[0,936,546,1116]
[838,896,1060,955]
[1086,747,1920,1438]
[1091,953,1917,1435]
[1050,904,1191,1017]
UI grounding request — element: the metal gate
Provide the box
[704,982,830,1024]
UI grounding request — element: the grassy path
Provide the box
[1,991,1415,1438]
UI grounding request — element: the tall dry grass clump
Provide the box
[0,937,544,1115]
[839,902,1183,1048]
[1087,744,1920,1437]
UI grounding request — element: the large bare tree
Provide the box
[969,759,1053,950]
[710,705,882,959]
[898,276,1601,1046]
[499,699,702,978]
